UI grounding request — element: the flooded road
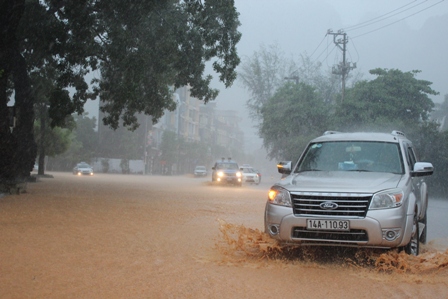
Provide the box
[1,173,447,298]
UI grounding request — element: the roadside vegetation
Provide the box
[239,44,448,196]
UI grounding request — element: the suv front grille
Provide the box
[292,227,368,242]
[291,192,372,217]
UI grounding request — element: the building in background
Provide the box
[96,85,244,175]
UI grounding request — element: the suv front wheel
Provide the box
[404,210,420,256]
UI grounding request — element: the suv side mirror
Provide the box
[277,161,292,175]
[411,162,434,177]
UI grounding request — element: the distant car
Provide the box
[240,166,260,185]
[211,158,242,186]
[194,165,207,177]
[73,162,94,176]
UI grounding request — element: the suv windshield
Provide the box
[216,163,239,170]
[296,141,404,174]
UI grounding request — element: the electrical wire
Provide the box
[313,35,332,62]
[343,0,424,31]
[351,0,445,39]
[309,35,327,59]
[348,37,360,64]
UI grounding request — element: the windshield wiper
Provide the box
[296,169,321,173]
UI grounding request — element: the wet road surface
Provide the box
[0,173,447,298]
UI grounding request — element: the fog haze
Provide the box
[207,0,448,150]
[83,1,448,152]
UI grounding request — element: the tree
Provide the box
[260,82,330,161]
[31,68,76,175]
[159,130,178,174]
[95,0,241,130]
[238,43,293,122]
[334,69,437,133]
[1,0,241,182]
[239,45,341,135]
[46,113,98,171]
[72,113,98,161]
[333,68,448,194]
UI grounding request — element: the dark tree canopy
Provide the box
[0,0,241,182]
[260,82,331,160]
[334,68,437,132]
[95,0,241,129]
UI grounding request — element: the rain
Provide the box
[1,1,448,298]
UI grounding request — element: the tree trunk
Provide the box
[0,0,26,182]
[11,48,37,180]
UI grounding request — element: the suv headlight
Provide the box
[268,186,292,207]
[370,189,404,209]
[217,171,224,177]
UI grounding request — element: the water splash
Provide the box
[216,219,448,276]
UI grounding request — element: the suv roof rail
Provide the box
[391,130,405,137]
[323,131,341,135]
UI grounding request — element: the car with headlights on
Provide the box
[265,131,434,255]
[211,158,242,186]
[73,162,94,176]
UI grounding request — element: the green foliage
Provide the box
[334,69,437,132]
[260,82,331,160]
[409,121,448,196]
[46,113,97,171]
[1,0,241,180]
[94,0,241,130]
[34,119,72,156]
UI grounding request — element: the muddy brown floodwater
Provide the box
[1,173,447,299]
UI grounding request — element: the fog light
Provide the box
[382,229,401,241]
[217,178,221,182]
[269,224,280,235]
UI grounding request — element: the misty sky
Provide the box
[205,0,448,149]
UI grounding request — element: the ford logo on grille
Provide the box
[320,201,338,210]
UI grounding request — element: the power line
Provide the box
[314,37,333,62]
[349,0,445,39]
[343,0,424,31]
[309,35,327,59]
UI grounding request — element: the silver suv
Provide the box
[264,131,434,255]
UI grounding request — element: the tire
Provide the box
[420,211,428,244]
[404,211,420,256]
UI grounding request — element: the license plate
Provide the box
[307,219,350,231]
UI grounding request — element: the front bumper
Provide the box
[76,171,93,175]
[216,176,242,184]
[264,202,412,249]
[194,172,207,176]
[243,175,259,183]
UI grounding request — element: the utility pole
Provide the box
[327,29,356,102]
